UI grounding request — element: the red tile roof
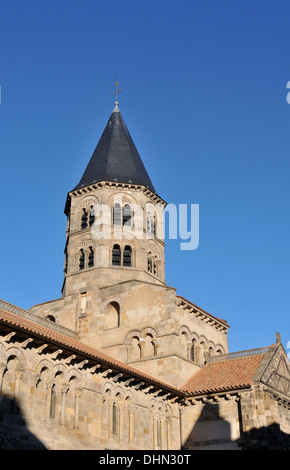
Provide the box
[182,353,266,396]
[0,306,270,399]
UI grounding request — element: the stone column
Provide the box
[74,388,82,429]
[13,369,24,413]
[101,399,109,438]
[186,342,192,360]
[60,384,69,425]
[119,404,124,441]
[153,416,158,450]
[194,345,201,364]
[129,409,134,444]
[108,401,113,437]
[139,339,145,359]
[0,361,7,396]
[45,381,54,421]
[166,418,172,450]
[126,344,131,362]
[160,418,165,450]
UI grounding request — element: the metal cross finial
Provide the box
[110,80,123,104]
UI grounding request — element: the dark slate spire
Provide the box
[73,104,155,193]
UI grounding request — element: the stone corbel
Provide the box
[77,359,88,369]
[35,344,48,354]
[112,373,123,383]
[21,338,33,348]
[101,369,112,378]
[88,364,101,374]
[124,378,135,386]
[50,349,63,360]
[64,355,76,364]
[159,393,170,401]
[134,381,144,390]
[3,332,16,342]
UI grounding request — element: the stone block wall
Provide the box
[0,333,181,450]
[30,279,229,388]
[181,394,241,450]
[238,385,290,449]
[180,385,290,450]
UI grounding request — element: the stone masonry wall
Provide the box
[238,385,290,449]
[30,280,229,388]
[181,394,241,450]
[0,331,180,450]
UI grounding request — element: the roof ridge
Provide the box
[0,299,78,339]
[206,346,270,364]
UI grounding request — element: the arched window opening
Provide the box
[112,244,121,266]
[148,256,158,276]
[146,213,151,232]
[79,249,85,270]
[143,334,155,358]
[105,301,120,329]
[123,245,132,267]
[123,204,131,226]
[89,206,95,227]
[81,209,88,230]
[131,337,141,361]
[46,315,56,323]
[146,212,156,236]
[80,292,87,314]
[151,215,156,236]
[191,339,197,362]
[148,258,152,273]
[113,203,121,225]
[88,246,94,268]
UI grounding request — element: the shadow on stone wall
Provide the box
[1,394,289,450]
[182,403,290,450]
[0,395,46,450]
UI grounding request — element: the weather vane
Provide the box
[110,80,123,105]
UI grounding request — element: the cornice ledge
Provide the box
[176,296,229,332]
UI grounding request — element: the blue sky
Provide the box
[0,0,289,353]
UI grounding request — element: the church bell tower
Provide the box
[29,88,229,384]
[62,96,167,298]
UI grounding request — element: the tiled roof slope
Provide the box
[182,351,267,396]
[0,308,183,396]
[0,306,272,399]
